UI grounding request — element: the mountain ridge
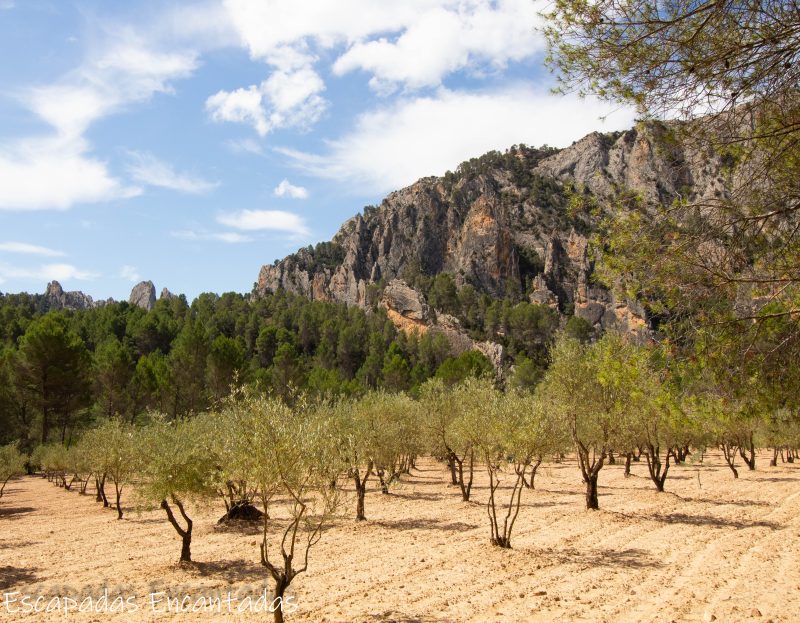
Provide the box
[255,120,727,346]
[0,280,179,313]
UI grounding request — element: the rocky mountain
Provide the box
[44,281,99,311]
[256,120,727,352]
[16,280,177,313]
[129,280,156,311]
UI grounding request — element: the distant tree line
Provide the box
[0,289,508,450]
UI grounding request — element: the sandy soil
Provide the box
[1,451,799,623]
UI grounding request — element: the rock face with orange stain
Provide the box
[381,280,430,334]
[380,279,505,371]
[256,120,732,348]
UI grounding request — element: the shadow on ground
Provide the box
[0,539,38,550]
[0,566,39,590]
[652,512,779,530]
[372,518,478,532]
[213,520,263,536]
[0,506,34,520]
[669,492,772,508]
[183,559,266,583]
[365,611,451,623]
[389,491,443,502]
[532,546,663,569]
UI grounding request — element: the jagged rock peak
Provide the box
[44,280,95,311]
[45,280,64,298]
[129,281,156,311]
[160,287,177,301]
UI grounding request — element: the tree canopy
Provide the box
[544,0,800,389]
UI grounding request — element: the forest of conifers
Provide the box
[0,283,587,449]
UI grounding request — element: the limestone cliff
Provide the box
[256,121,728,348]
[128,281,156,311]
[44,281,97,311]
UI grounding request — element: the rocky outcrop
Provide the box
[529,275,559,308]
[129,281,156,311]
[380,285,506,368]
[160,287,177,301]
[474,341,505,372]
[380,279,430,332]
[256,120,730,345]
[376,279,506,367]
[430,313,476,354]
[258,172,520,306]
[535,122,731,212]
[44,281,96,311]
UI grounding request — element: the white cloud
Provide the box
[333,1,544,92]
[119,265,141,282]
[279,85,636,193]
[0,1,14,10]
[158,2,239,49]
[273,179,309,199]
[226,138,265,155]
[0,26,199,211]
[216,209,309,236]
[0,242,66,257]
[126,151,218,194]
[261,67,326,127]
[206,66,326,136]
[212,1,544,135]
[220,0,544,95]
[0,136,140,211]
[171,230,253,244]
[27,43,198,140]
[213,232,253,243]
[0,263,98,283]
[207,85,270,136]
[222,0,441,64]
[85,41,198,115]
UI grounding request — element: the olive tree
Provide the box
[325,398,374,521]
[764,409,800,466]
[205,390,262,522]
[28,445,45,476]
[540,338,602,509]
[220,394,343,623]
[0,444,25,499]
[541,335,649,509]
[137,416,221,563]
[364,391,422,495]
[419,379,457,483]
[702,397,765,479]
[69,436,96,495]
[62,443,90,492]
[622,347,682,492]
[513,390,569,491]
[464,383,561,548]
[36,443,70,487]
[421,378,476,501]
[84,419,139,519]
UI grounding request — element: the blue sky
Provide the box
[0,0,634,301]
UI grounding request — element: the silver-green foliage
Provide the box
[214,393,343,622]
[0,443,25,498]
